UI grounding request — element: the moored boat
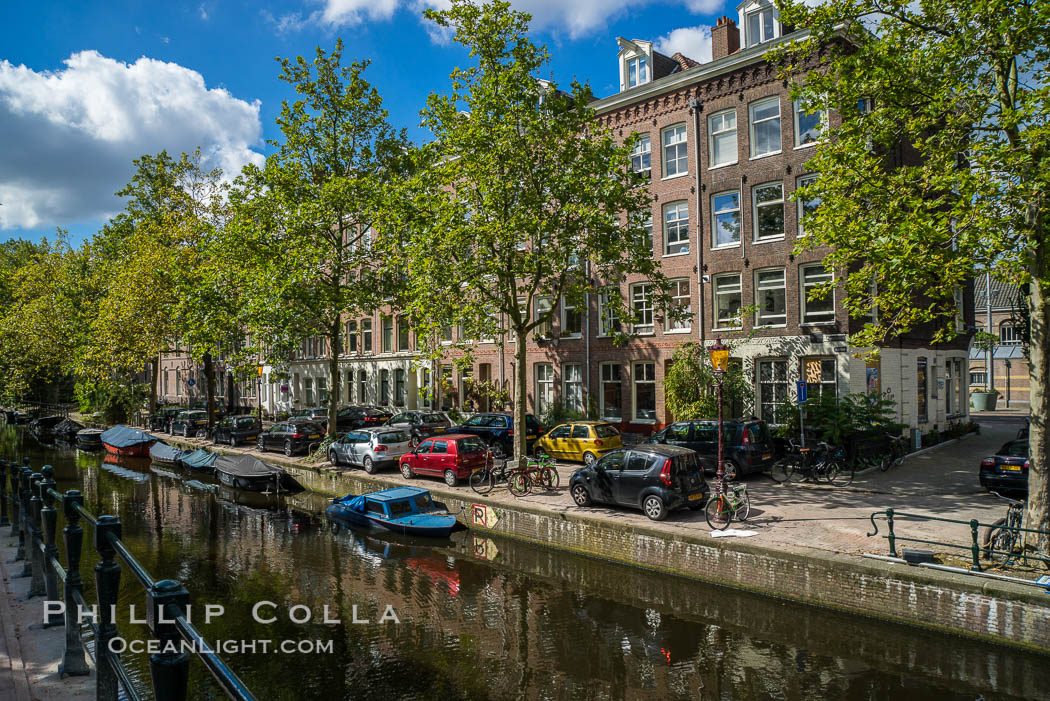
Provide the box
[212,454,304,493]
[100,425,157,458]
[326,487,458,537]
[149,442,186,466]
[29,415,64,435]
[53,418,84,440]
[75,428,104,449]
[179,448,217,473]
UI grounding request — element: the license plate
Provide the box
[246,436,257,441]
[309,434,320,439]
[762,453,772,460]
[433,427,445,433]
[688,492,703,502]
[1002,465,1022,472]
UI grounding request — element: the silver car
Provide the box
[328,428,413,474]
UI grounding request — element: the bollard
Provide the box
[59,490,89,677]
[886,508,897,558]
[970,519,982,571]
[0,460,9,528]
[27,473,46,597]
[8,461,19,539]
[18,467,32,575]
[95,515,123,701]
[39,467,62,625]
[147,579,191,701]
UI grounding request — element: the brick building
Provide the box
[969,273,1029,408]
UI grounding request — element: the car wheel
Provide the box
[571,484,592,506]
[534,445,549,458]
[642,495,667,521]
[257,438,265,452]
[183,426,190,438]
[400,462,413,479]
[329,449,339,466]
[363,456,377,474]
[583,452,596,466]
[722,460,739,481]
[443,469,458,487]
[229,435,236,447]
[284,440,293,457]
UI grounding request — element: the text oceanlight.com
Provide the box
[109,638,336,655]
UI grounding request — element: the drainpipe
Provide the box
[985,271,993,392]
[584,267,591,418]
[691,98,706,346]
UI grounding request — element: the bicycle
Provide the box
[879,432,907,472]
[505,456,559,496]
[470,457,511,496]
[982,492,1025,563]
[771,441,849,485]
[705,479,750,531]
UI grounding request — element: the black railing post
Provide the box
[147,579,191,700]
[0,460,9,527]
[7,460,19,539]
[39,467,62,625]
[59,490,89,677]
[19,467,33,576]
[28,472,46,597]
[886,508,897,557]
[970,519,982,571]
[95,515,122,701]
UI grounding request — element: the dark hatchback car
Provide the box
[257,420,325,456]
[212,415,263,446]
[169,410,210,437]
[450,412,543,457]
[569,445,708,522]
[980,439,1029,493]
[293,407,331,429]
[386,411,452,443]
[149,407,183,432]
[647,420,775,478]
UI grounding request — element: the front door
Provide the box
[592,451,624,504]
[425,439,452,475]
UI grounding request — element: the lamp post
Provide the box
[256,364,264,423]
[709,339,730,488]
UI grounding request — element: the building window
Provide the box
[970,371,987,386]
[535,363,554,415]
[794,101,825,147]
[600,364,622,420]
[714,274,742,328]
[753,182,785,241]
[1000,323,1022,345]
[801,263,834,324]
[346,321,357,354]
[346,370,353,403]
[362,319,373,353]
[667,279,691,332]
[382,317,393,353]
[598,290,619,337]
[749,97,781,158]
[802,358,836,398]
[358,370,368,404]
[394,369,406,406]
[757,359,788,423]
[662,124,688,178]
[712,191,741,248]
[380,369,390,404]
[535,297,553,338]
[796,175,820,236]
[304,378,314,406]
[397,318,410,352]
[560,297,582,338]
[633,362,656,421]
[708,109,737,167]
[317,377,328,404]
[631,133,651,177]
[563,364,583,413]
[917,357,928,423]
[631,283,653,335]
[663,201,690,255]
[163,371,169,398]
[421,368,432,408]
[755,268,787,326]
[635,211,653,252]
[745,4,775,47]
[627,55,648,88]
[440,366,453,410]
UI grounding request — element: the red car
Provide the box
[399,434,491,487]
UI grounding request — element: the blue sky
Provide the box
[0,0,730,244]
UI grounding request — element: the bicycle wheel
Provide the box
[830,461,854,487]
[470,468,493,496]
[541,466,560,490]
[770,458,792,483]
[508,471,531,497]
[736,493,751,521]
[787,458,809,483]
[982,518,1016,562]
[705,495,732,531]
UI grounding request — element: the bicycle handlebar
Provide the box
[989,491,1025,507]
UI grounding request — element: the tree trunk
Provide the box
[149,355,159,414]
[1027,250,1049,552]
[513,326,527,467]
[328,322,341,440]
[203,352,215,431]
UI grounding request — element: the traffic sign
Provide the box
[187,378,196,387]
[796,381,807,404]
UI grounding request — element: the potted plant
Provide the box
[970,331,1000,410]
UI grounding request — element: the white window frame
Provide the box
[560,297,582,338]
[663,201,690,255]
[535,363,554,415]
[631,133,651,177]
[801,263,835,324]
[535,297,553,338]
[627,55,648,88]
[714,273,743,330]
[634,211,653,253]
[666,279,691,333]
[749,97,782,159]
[711,190,741,248]
[631,283,654,335]
[757,359,788,424]
[598,291,620,337]
[755,268,787,327]
[599,363,622,421]
[1000,323,1022,345]
[632,362,656,422]
[796,174,820,236]
[563,363,584,413]
[794,101,826,148]
[802,357,837,398]
[745,4,776,47]
[753,181,785,242]
[708,109,738,168]
[361,319,372,353]
[661,124,689,179]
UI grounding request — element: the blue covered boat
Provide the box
[179,449,217,472]
[149,442,186,465]
[326,487,458,537]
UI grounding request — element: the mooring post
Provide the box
[0,460,9,528]
[885,508,897,558]
[147,579,191,701]
[8,460,19,539]
[28,473,46,597]
[95,515,122,701]
[969,519,982,571]
[59,490,89,677]
[40,467,62,625]
[19,467,32,575]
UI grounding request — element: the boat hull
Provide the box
[326,503,457,538]
[103,442,154,458]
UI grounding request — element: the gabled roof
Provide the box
[974,277,1022,312]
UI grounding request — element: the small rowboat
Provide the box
[100,425,157,458]
[149,442,186,466]
[326,486,458,537]
[75,428,104,449]
[212,454,304,493]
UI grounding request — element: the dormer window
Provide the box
[739,0,779,48]
[617,38,656,92]
[628,55,648,88]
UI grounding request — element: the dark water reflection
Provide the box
[4,427,1047,701]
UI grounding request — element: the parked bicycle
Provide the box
[770,441,852,486]
[506,455,560,497]
[879,432,907,472]
[705,478,751,531]
[470,456,511,495]
[982,492,1025,563]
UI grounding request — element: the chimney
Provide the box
[711,16,740,61]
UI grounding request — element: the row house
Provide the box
[969,273,1028,408]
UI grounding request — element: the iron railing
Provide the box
[1,458,257,701]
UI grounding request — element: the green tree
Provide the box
[231,41,404,437]
[664,343,754,422]
[381,0,677,461]
[774,0,1050,543]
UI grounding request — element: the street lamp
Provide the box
[709,339,730,487]
[256,363,264,423]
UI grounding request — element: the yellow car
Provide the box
[534,421,622,465]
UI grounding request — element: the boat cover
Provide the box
[213,454,285,477]
[100,425,157,448]
[334,494,368,512]
[54,418,84,435]
[180,449,217,470]
[31,415,65,430]
[149,442,185,463]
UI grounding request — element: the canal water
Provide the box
[5,427,1047,701]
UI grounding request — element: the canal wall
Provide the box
[168,439,1050,655]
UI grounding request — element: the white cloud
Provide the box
[0,51,264,231]
[320,0,401,26]
[684,0,725,13]
[199,4,209,21]
[655,25,713,64]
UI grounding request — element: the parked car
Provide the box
[349,406,390,428]
[979,439,1029,493]
[386,411,452,443]
[292,407,330,429]
[169,410,209,437]
[647,419,775,478]
[212,415,262,447]
[398,433,491,487]
[450,412,543,458]
[328,427,413,474]
[534,421,620,465]
[149,407,183,432]
[257,421,325,457]
[568,445,708,521]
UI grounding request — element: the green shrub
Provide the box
[538,398,587,429]
[664,343,753,421]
